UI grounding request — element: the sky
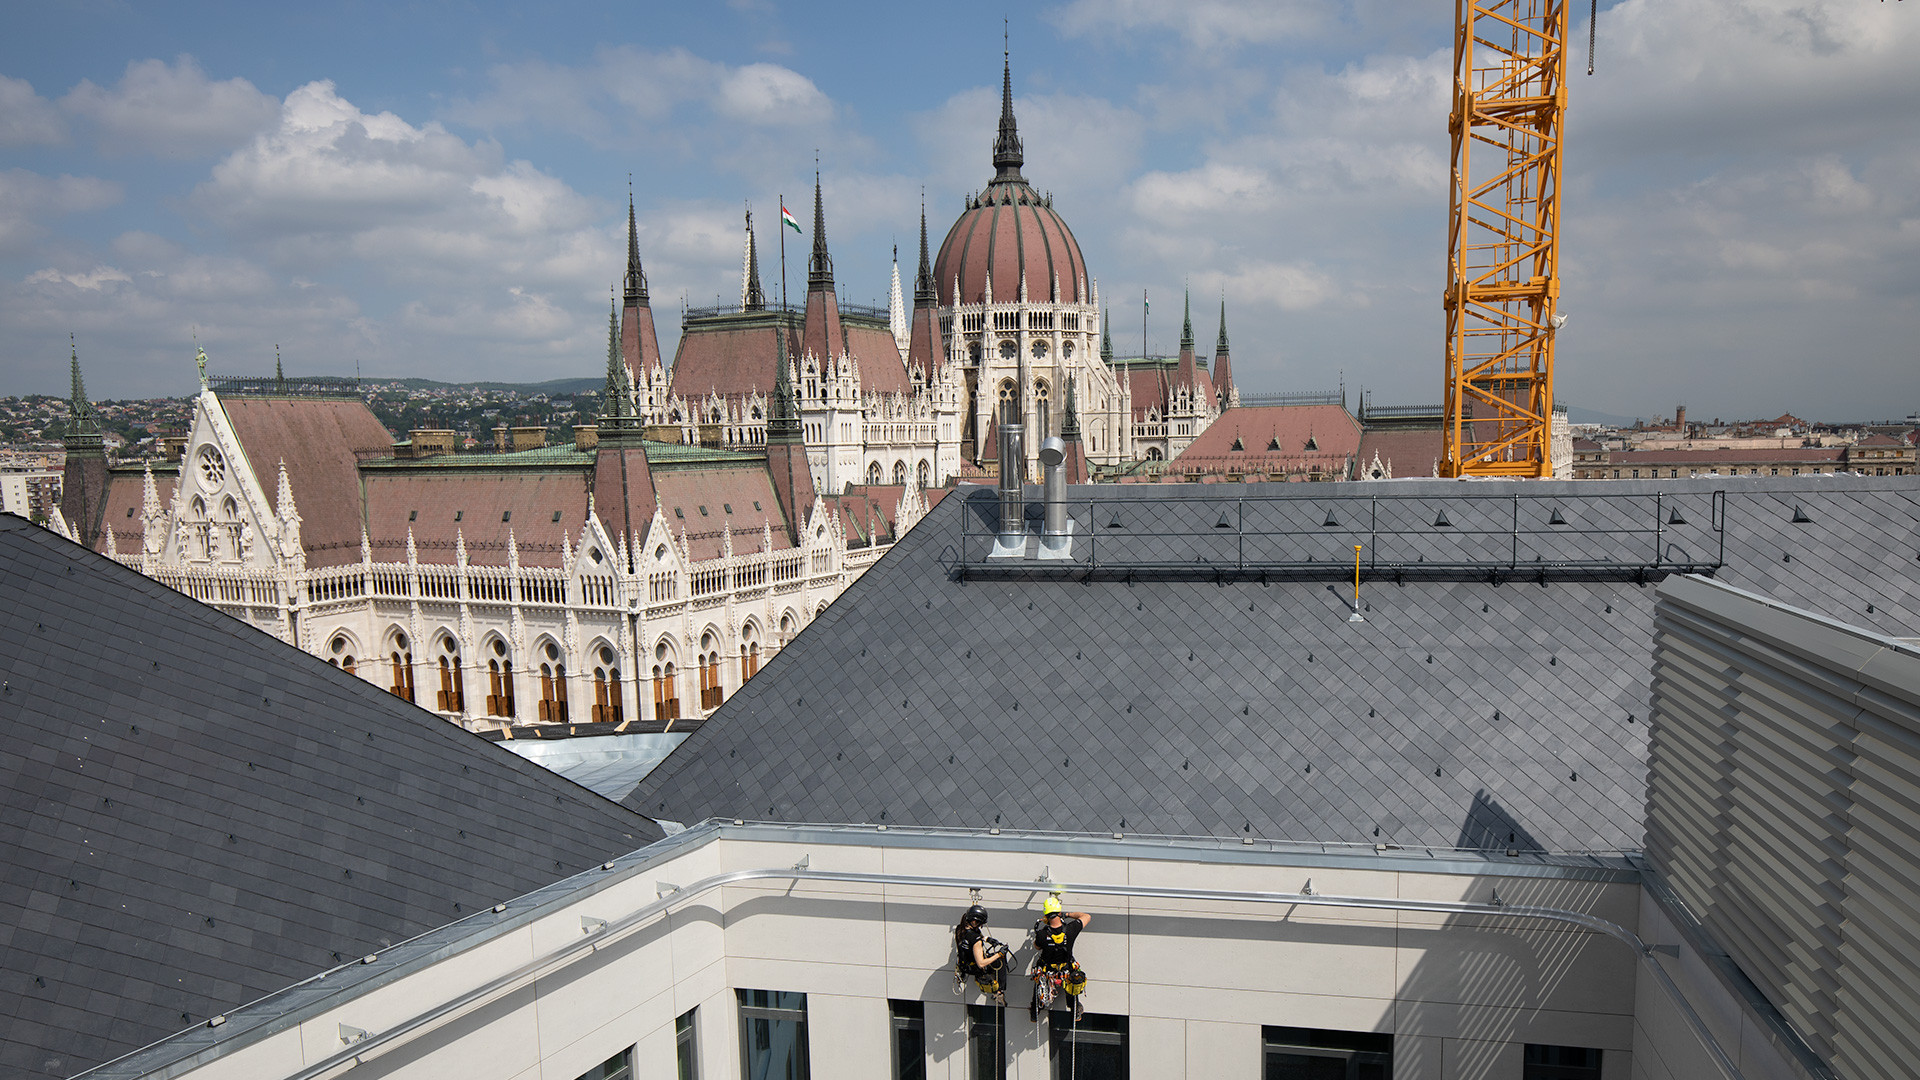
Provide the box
[1,0,1916,422]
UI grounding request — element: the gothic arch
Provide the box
[588,636,624,724]
[433,629,465,714]
[324,629,362,675]
[383,626,416,703]
[482,633,517,720]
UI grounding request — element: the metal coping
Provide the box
[79,819,1642,1080]
[958,487,1728,582]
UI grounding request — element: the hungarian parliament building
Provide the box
[52,58,1230,733]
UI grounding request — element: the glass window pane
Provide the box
[1523,1044,1603,1080]
[891,1000,926,1080]
[676,1008,699,1080]
[1051,1013,1127,1080]
[738,990,810,1080]
[575,1045,633,1080]
[968,1005,1007,1080]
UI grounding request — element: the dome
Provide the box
[934,181,1088,307]
[932,59,1089,308]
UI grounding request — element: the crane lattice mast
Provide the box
[1441,0,1568,478]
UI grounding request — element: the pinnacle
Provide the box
[624,191,649,306]
[807,169,834,292]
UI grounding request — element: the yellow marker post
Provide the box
[1349,544,1366,623]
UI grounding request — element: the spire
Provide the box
[1180,288,1195,352]
[992,36,1025,182]
[807,168,834,292]
[274,344,285,391]
[888,243,907,353]
[602,297,637,428]
[914,197,936,305]
[1100,309,1113,363]
[1061,373,1080,437]
[742,207,767,311]
[769,326,800,439]
[1215,297,1229,354]
[67,335,99,436]
[624,189,649,307]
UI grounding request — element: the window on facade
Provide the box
[967,1005,1007,1080]
[737,989,809,1080]
[741,640,761,680]
[1262,1026,1390,1080]
[388,635,415,703]
[676,1008,700,1080]
[1035,380,1051,440]
[487,640,516,718]
[999,340,1018,360]
[538,652,570,724]
[890,1000,925,1080]
[593,646,623,724]
[867,461,883,485]
[329,635,358,676]
[1522,1044,1602,1080]
[653,661,680,722]
[574,1045,633,1080]
[1051,1012,1125,1079]
[699,633,724,710]
[918,460,931,489]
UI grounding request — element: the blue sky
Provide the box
[2,0,1916,421]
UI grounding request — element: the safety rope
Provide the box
[1588,0,1598,75]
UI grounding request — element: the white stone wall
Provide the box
[137,829,1802,1080]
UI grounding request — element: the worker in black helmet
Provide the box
[953,903,1013,1004]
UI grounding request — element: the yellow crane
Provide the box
[1441,0,1571,478]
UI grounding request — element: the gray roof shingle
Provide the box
[0,515,658,1079]
[630,477,1920,853]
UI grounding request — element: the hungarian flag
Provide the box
[781,204,801,234]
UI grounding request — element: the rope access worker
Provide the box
[953,904,1013,1004]
[1029,895,1092,1021]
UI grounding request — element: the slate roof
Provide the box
[0,515,658,1079]
[630,476,1920,855]
[219,396,395,568]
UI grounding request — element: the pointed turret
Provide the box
[620,190,664,381]
[905,200,946,382]
[1060,375,1088,484]
[764,328,816,546]
[888,243,907,356]
[1100,309,1113,364]
[1212,296,1235,409]
[1176,288,1200,393]
[741,208,767,311]
[274,345,285,392]
[806,171,834,294]
[992,46,1025,182]
[59,335,108,548]
[801,170,844,368]
[597,293,656,573]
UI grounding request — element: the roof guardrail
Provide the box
[957,488,1728,583]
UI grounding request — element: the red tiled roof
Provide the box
[1611,447,1843,464]
[622,298,663,379]
[363,468,590,568]
[98,468,176,555]
[843,324,911,396]
[667,323,791,403]
[933,182,1088,307]
[220,396,394,568]
[1357,427,1444,479]
[654,467,792,561]
[1174,405,1361,466]
[1128,369,1168,421]
[1855,433,1904,447]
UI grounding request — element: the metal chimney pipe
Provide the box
[997,399,1025,538]
[1039,436,1067,537]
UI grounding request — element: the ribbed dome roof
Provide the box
[932,58,1088,308]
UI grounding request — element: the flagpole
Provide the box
[1142,289,1148,362]
[779,193,788,314]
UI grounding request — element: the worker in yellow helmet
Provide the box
[1029,894,1092,1022]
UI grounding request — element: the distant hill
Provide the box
[368,376,603,396]
[1566,405,1645,428]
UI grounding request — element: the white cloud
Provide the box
[715,64,830,126]
[0,75,66,146]
[25,266,133,291]
[1052,0,1337,49]
[0,169,123,254]
[61,56,278,158]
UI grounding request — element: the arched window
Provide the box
[436,633,464,713]
[699,631,724,710]
[327,633,358,677]
[866,461,883,485]
[1035,379,1051,440]
[652,641,680,723]
[1146,447,1164,461]
[968,341,982,363]
[486,638,516,718]
[917,460,931,489]
[220,496,242,561]
[592,644,623,725]
[190,496,211,560]
[779,611,796,646]
[387,631,414,703]
[537,640,569,723]
[740,622,762,681]
[892,460,907,485]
